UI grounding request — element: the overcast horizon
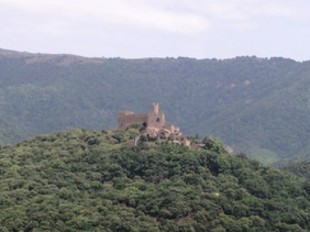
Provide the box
[1,0,309,61]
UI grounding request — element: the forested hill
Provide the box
[1,128,310,231]
[283,160,310,181]
[1,48,310,163]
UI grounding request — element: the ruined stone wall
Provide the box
[163,124,175,133]
[118,112,148,129]
[147,112,165,129]
[117,103,190,147]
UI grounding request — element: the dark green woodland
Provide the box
[0,128,309,231]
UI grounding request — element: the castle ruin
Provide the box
[118,103,190,146]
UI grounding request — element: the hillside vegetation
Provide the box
[283,160,310,181]
[0,128,310,231]
[1,48,310,163]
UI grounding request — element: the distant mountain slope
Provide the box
[283,160,310,181]
[0,48,310,163]
[0,129,309,231]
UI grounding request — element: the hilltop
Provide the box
[1,48,310,164]
[0,128,310,231]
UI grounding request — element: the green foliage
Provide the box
[203,136,227,154]
[0,129,309,231]
[282,160,310,181]
[1,52,310,164]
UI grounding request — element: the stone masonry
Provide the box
[118,103,190,146]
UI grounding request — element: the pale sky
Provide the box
[1,0,309,60]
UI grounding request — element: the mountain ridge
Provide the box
[0,47,306,62]
[0,48,310,164]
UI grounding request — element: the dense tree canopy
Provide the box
[0,128,309,231]
[283,160,310,181]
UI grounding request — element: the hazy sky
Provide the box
[1,0,309,60]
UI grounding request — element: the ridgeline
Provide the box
[1,48,310,164]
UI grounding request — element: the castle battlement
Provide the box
[117,103,190,147]
[120,111,134,116]
[118,103,164,129]
[119,111,147,117]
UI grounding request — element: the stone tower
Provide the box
[146,103,165,136]
[152,103,159,114]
